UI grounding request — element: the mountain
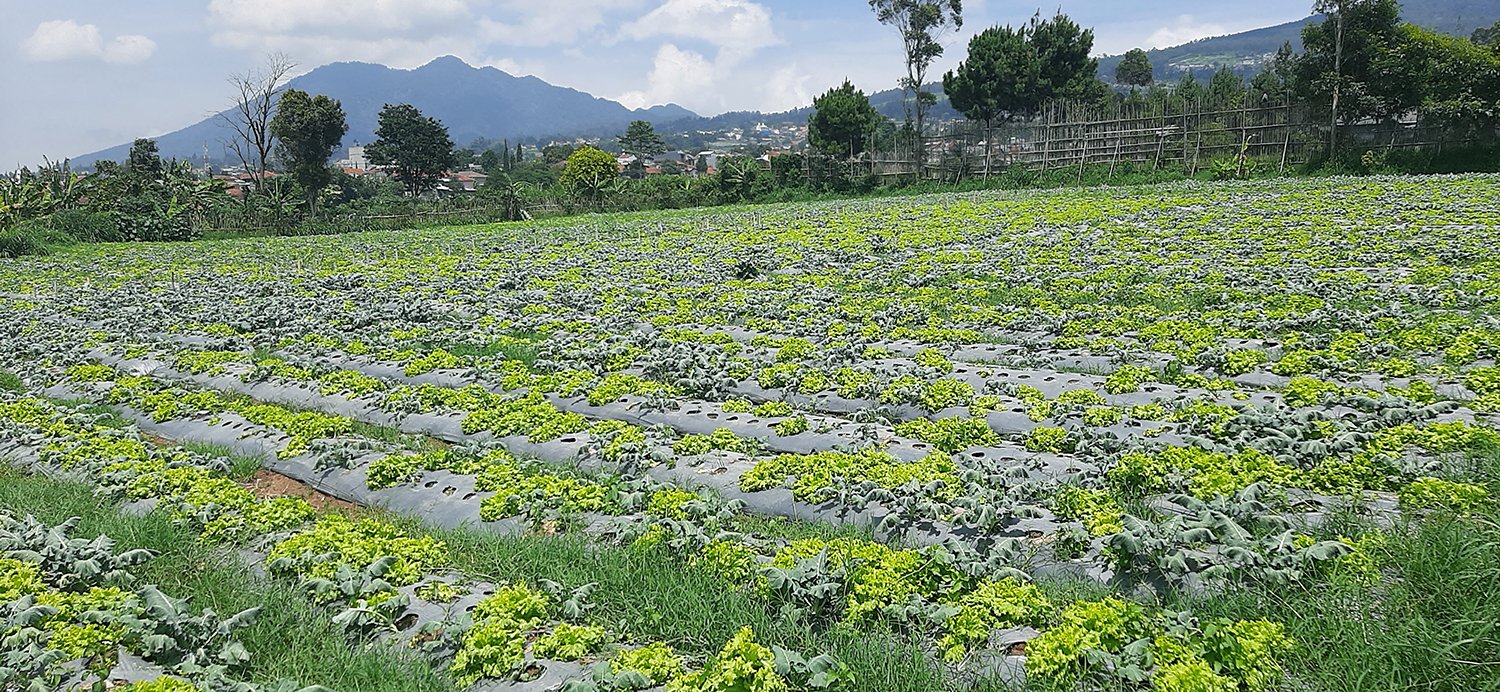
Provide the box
[75,56,697,167]
[1096,0,1500,83]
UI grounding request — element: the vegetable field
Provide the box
[2,175,1500,691]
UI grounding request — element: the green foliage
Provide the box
[774,416,811,436]
[1109,447,1297,498]
[318,369,386,397]
[0,557,44,601]
[534,622,608,660]
[1082,406,1123,426]
[365,103,457,195]
[1051,486,1124,535]
[646,488,700,519]
[754,400,795,417]
[918,378,976,412]
[561,146,620,198]
[740,449,959,501]
[618,120,667,158]
[1115,48,1154,87]
[1199,619,1295,692]
[404,349,462,376]
[1105,365,1155,394]
[1023,426,1071,453]
[937,578,1053,662]
[475,462,620,521]
[695,540,760,585]
[665,626,784,692]
[267,514,447,587]
[808,80,882,157]
[450,619,527,686]
[1152,659,1235,692]
[119,678,199,692]
[1024,598,1149,685]
[894,416,999,452]
[944,23,1040,129]
[768,537,951,622]
[611,641,686,685]
[1222,349,1268,375]
[269,89,348,212]
[1397,477,1491,513]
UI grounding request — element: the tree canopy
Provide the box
[943,25,1037,127]
[808,80,883,157]
[366,103,456,196]
[270,89,348,211]
[617,120,667,157]
[559,145,618,198]
[1297,0,1403,124]
[1114,49,1153,87]
[1029,12,1108,104]
[942,12,1106,128]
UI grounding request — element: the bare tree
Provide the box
[219,53,295,198]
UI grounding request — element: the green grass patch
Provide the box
[434,527,946,692]
[178,440,264,480]
[1170,512,1500,692]
[0,466,451,691]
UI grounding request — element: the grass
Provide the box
[0,369,22,393]
[0,466,451,691]
[179,440,264,480]
[0,458,947,690]
[433,527,948,692]
[1174,512,1500,692]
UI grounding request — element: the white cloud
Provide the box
[20,20,156,64]
[763,64,813,112]
[611,0,780,111]
[619,0,778,63]
[208,0,482,67]
[1145,15,1230,50]
[207,0,472,38]
[479,0,646,47]
[615,43,716,109]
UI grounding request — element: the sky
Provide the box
[0,0,1318,167]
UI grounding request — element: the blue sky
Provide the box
[0,0,1318,166]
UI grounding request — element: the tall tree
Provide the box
[1207,68,1247,110]
[1115,48,1154,87]
[1301,0,1400,150]
[617,120,667,157]
[366,104,456,196]
[1250,42,1300,103]
[1175,72,1204,106]
[1029,12,1108,104]
[869,0,963,168]
[126,138,163,182]
[943,25,1037,176]
[617,120,666,178]
[269,89,347,212]
[220,53,295,197]
[808,80,883,158]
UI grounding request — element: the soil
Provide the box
[242,468,360,513]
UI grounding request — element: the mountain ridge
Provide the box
[74,56,697,167]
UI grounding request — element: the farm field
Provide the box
[2,175,1500,691]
